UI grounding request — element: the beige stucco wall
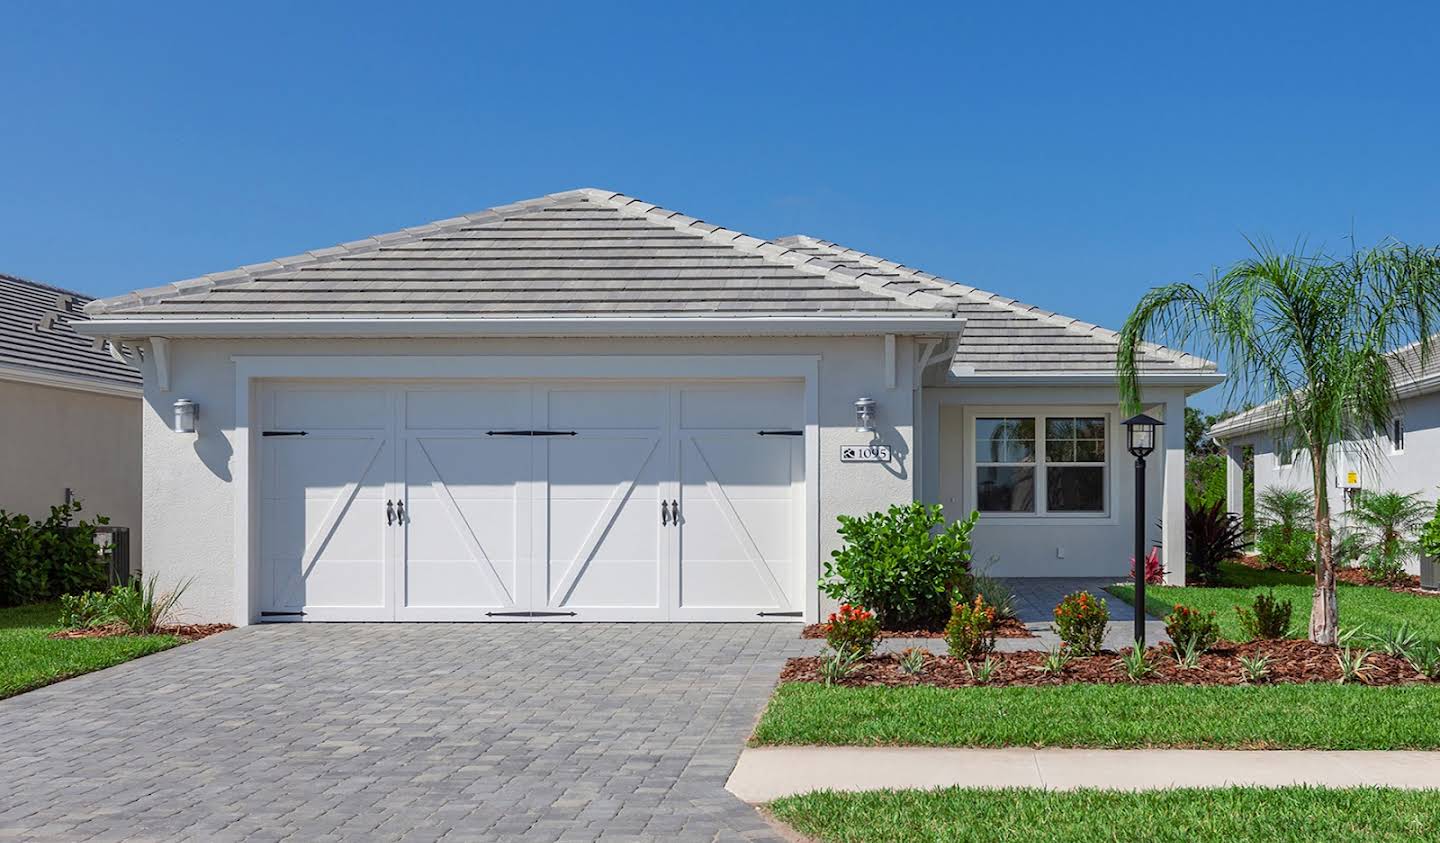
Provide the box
[0,378,142,571]
[137,335,923,623]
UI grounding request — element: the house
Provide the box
[76,189,1220,625]
[1,273,143,569]
[1210,338,1440,573]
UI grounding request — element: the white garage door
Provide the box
[258,380,805,622]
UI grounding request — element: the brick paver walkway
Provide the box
[0,623,805,842]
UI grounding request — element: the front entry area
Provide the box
[257,379,806,622]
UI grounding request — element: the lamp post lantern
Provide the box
[1122,412,1164,648]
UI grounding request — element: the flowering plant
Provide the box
[1163,604,1220,653]
[944,595,997,660]
[824,603,880,657]
[1052,590,1109,655]
[1129,547,1165,585]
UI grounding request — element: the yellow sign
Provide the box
[1346,471,1359,485]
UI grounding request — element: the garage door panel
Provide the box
[678,383,803,429]
[545,436,663,498]
[264,437,387,500]
[269,388,389,430]
[679,561,795,608]
[560,560,660,607]
[404,559,512,608]
[295,558,387,608]
[546,387,667,428]
[404,386,531,430]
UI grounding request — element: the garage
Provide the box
[257,379,806,622]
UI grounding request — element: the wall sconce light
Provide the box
[173,398,198,434]
[854,396,877,433]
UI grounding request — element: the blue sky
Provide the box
[4,2,1438,410]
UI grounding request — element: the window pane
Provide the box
[1074,439,1106,462]
[977,467,1036,512]
[1049,440,1076,462]
[977,417,1035,464]
[1047,416,1105,463]
[1047,466,1105,512]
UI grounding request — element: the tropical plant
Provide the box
[1420,500,1440,559]
[970,566,1018,620]
[1129,547,1164,585]
[1119,239,1440,644]
[1171,638,1202,670]
[1119,642,1155,682]
[1346,490,1429,584]
[1405,641,1440,680]
[1336,645,1374,684]
[0,500,109,607]
[57,590,115,629]
[1235,590,1294,640]
[944,595,997,660]
[1238,653,1273,684]
[1163,605,1221,653]
[818,647,864,686]
[1185,500,1247,585]
[965,655,999,684]
[1034,646,1072,676]
[823,604,880,657]
[822,504,979,629]
[898,647,929,676]
[1366,622,1422,659]
[1052,591,1109,655]
[107,575,191,635]
[1256,488,1316,573]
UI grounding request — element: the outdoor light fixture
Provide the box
[173,398,197,434]
[854,397,878,433]
[1121,412,1165,646]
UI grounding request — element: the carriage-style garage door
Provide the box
[257,380,805,622]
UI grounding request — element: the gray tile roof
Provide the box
[0,273,141,389]
[776,236,1212,374]
[85,189,958,320]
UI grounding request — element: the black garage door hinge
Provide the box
[259,611,306,620]
[485,610,579,617]
[756,611,803,617]
[756,430,803,436]
[486,430,578,437]
[262,431,308,437]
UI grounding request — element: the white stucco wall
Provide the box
[1232,390,1440,575]
[0,378,142,571]
[137,335,922,623]
[923,384,1187,579]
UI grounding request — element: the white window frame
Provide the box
[1275,436,1295,470]
[1391,417,1405,455]
[965,407,1115,522]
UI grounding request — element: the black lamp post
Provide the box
[1122,412,1164,648]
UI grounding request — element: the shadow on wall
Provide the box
[868,423,909,481]
[152,395,232,482]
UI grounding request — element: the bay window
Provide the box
[975,414,1108,516]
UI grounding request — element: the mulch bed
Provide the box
[802,616,1034,640]
[48,623,234,642]
[1235,554,1436,597]
[782,639,1430,687]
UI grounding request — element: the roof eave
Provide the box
[942,371,1225,389]
[0,363,142,398]
[75,315,968,340]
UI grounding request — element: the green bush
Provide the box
[1052,591,1108,655]
[58,590,115,629]
[0,501,108,607]
[822,503,978,630]
[1420,500,1440,559]
[1164,604,1221,652]
[944,595,997,660]
[1235,589,1294,640]
[107,575,191,635]
[1257,527,1314,573]
[823,604,880,657]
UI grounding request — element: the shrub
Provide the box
[1052,591,1108,655]
[108,575,190,635]
[1258,527,1314,574]
[1129,547,1164,585]
[822,504,979,630]
[970,566,1017,619]
[818,648,863,686]
[1347,490,1428,581]
[0,501,108,607]
[1239,654,1273,684]
[1235,590,1294,640]
[944,595,997,660]
[1420,501,1440,560]
[1363,549,1409,585]
[823,604,879,657]
[1256,488,1315,573]
[58,591,114,629]
[1164,605,1221,653]
[965,655,999,684]
[1119,642,1155,682]
[1186,500,1246,585]
[898,647,929,676]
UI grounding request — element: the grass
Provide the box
[752,681,1440,749]
[769,787,1440,843]
[1106,561,1440,641]
[0,602,180,699]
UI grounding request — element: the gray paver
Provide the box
[0,623,805,842]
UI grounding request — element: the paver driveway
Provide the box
[0,623,806,842]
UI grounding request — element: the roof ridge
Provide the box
[83,189,602,316]
[1,272,95,303]
[779,235,1212,369]
[570,190,961,316]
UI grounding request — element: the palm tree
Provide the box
[1346,489,1430,570]
[1117,241,1440,644]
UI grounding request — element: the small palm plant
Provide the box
[1256,488,1316,573]
[1346,490,1429,584]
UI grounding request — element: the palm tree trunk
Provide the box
[1309,443,1338,645]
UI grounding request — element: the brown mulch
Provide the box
[48,623,234,642]
[1238,554,1436,597]
[782,638,1429,687]
[802,616,1034,640]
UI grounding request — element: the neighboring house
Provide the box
[76,189,1221,625]
[1210,338,1440,573]
[0,273,143,569]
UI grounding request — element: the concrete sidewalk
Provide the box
[726,747,1440,802]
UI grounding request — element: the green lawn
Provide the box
[752,681,1440,749]
[769,787,1440,843]
[0,602,180,699]
[1107,562,1440,641]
